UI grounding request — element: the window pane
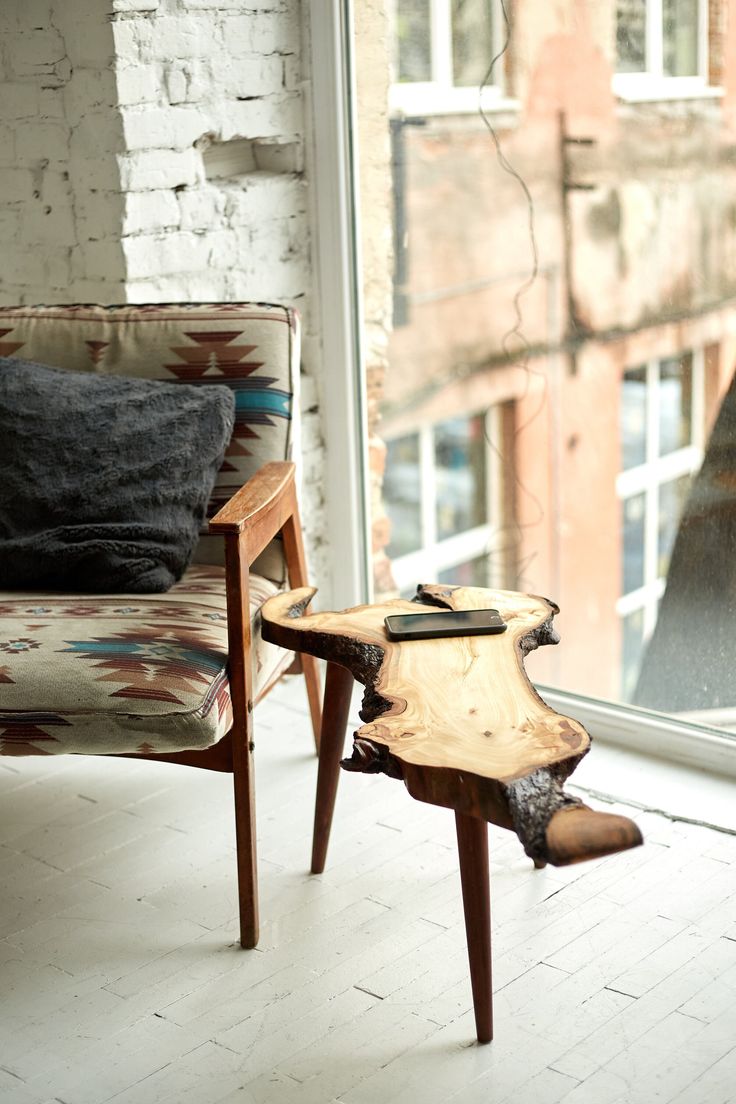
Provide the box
[621,608,646,701]
[434,414,487,541]
[616,0,647,73]
[657,474,691,577]
[659,353,693,456]
[360,6,736,728]
[396,0,432,83]
[384,434,422,557]
[621,367,648,469]
[451,0,495,88]
[438,555,489,587]
[622,493,646,594]
[663,0,700,77]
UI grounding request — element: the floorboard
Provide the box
[1,679,734,1104]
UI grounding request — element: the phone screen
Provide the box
[384,608,507,641]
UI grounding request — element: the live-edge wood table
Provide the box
[261,582,642,1043]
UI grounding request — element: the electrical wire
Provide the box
[476,0,549,589]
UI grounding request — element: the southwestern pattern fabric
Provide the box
[0,566,288,757]
[0,302,299,583]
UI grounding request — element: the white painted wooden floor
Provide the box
[1,677,735,1104]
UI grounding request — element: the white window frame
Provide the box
[613,0,713,101]
[616,349,705,666]
[386,408,505,593]
[390,0,510,116]
[308,1,371,609]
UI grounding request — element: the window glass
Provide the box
[663,0,700,76]
[384,434,422,557]
[358,0,735,735]
[451,0,495,87]
[621,367,648,469]
[616,0,647,72]
[438,555,488,587]
[622,608,646,701]
[659,353,693,457]
[396,0,432,82]
[657,474,691,577]
[622,493,646,594]
[434,414,487,540]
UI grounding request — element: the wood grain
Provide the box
[262,583,642,866]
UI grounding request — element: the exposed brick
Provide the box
[118,148,200,191]
[52,8,115,68]
[177,187,225,230]
[120,104,210,151]
[115,65,161,106]
[64,71,118,123]
[0,168,37,202]
[228,56,286,100]
[213,93,303,142]
[184,0,275,9]
[116,16,213,63]
[75,189,126,241]
[164,60,214,105]
[112,0,160,11]
[73,239,125,282]
[0,208,21,240]
[19,200,76,246]
[222,12,299,57]
[2,244,51,286]
[2,82,40,119]
[123,189,181,235]
[15,122,68,164]
[123,229,213,278]
[10,2,55,33]
[0,125,17,165]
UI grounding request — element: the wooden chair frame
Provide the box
[124,460,321,948]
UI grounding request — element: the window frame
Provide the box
[384,407,506,593]
[390,0,508,116]
[616,349,706,695]
[613,0,712,101]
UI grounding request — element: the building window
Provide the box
[383,409,504,594]
[616,350,705,698]
[615,0,710,97]
[391,0,504,114]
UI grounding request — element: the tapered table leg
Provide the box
[455,811,492,1043]
[311,661,354,874]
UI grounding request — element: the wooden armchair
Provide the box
[0,302,321,948]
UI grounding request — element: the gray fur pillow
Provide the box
[0,357,235,593]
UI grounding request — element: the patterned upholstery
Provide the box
[0,566,287,756]
[0,303,303,760]
[0,302,300,583]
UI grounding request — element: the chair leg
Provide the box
[455,811,493,1043]
[311,661,353,875]
[301,652,323,754]
[232,737,259,948]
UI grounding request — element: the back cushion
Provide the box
[0,303,300,582]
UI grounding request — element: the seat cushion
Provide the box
[0,566,288,756]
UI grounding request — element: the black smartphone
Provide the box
[384,608,507,641]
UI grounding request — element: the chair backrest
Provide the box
[0,302,300,583]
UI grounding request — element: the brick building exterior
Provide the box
[371,0,736,702]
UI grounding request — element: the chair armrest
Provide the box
[209,461,297,564]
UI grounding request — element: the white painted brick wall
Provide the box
[111,0,329,587]
[0,0,331,592]
[0,1,127,304]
